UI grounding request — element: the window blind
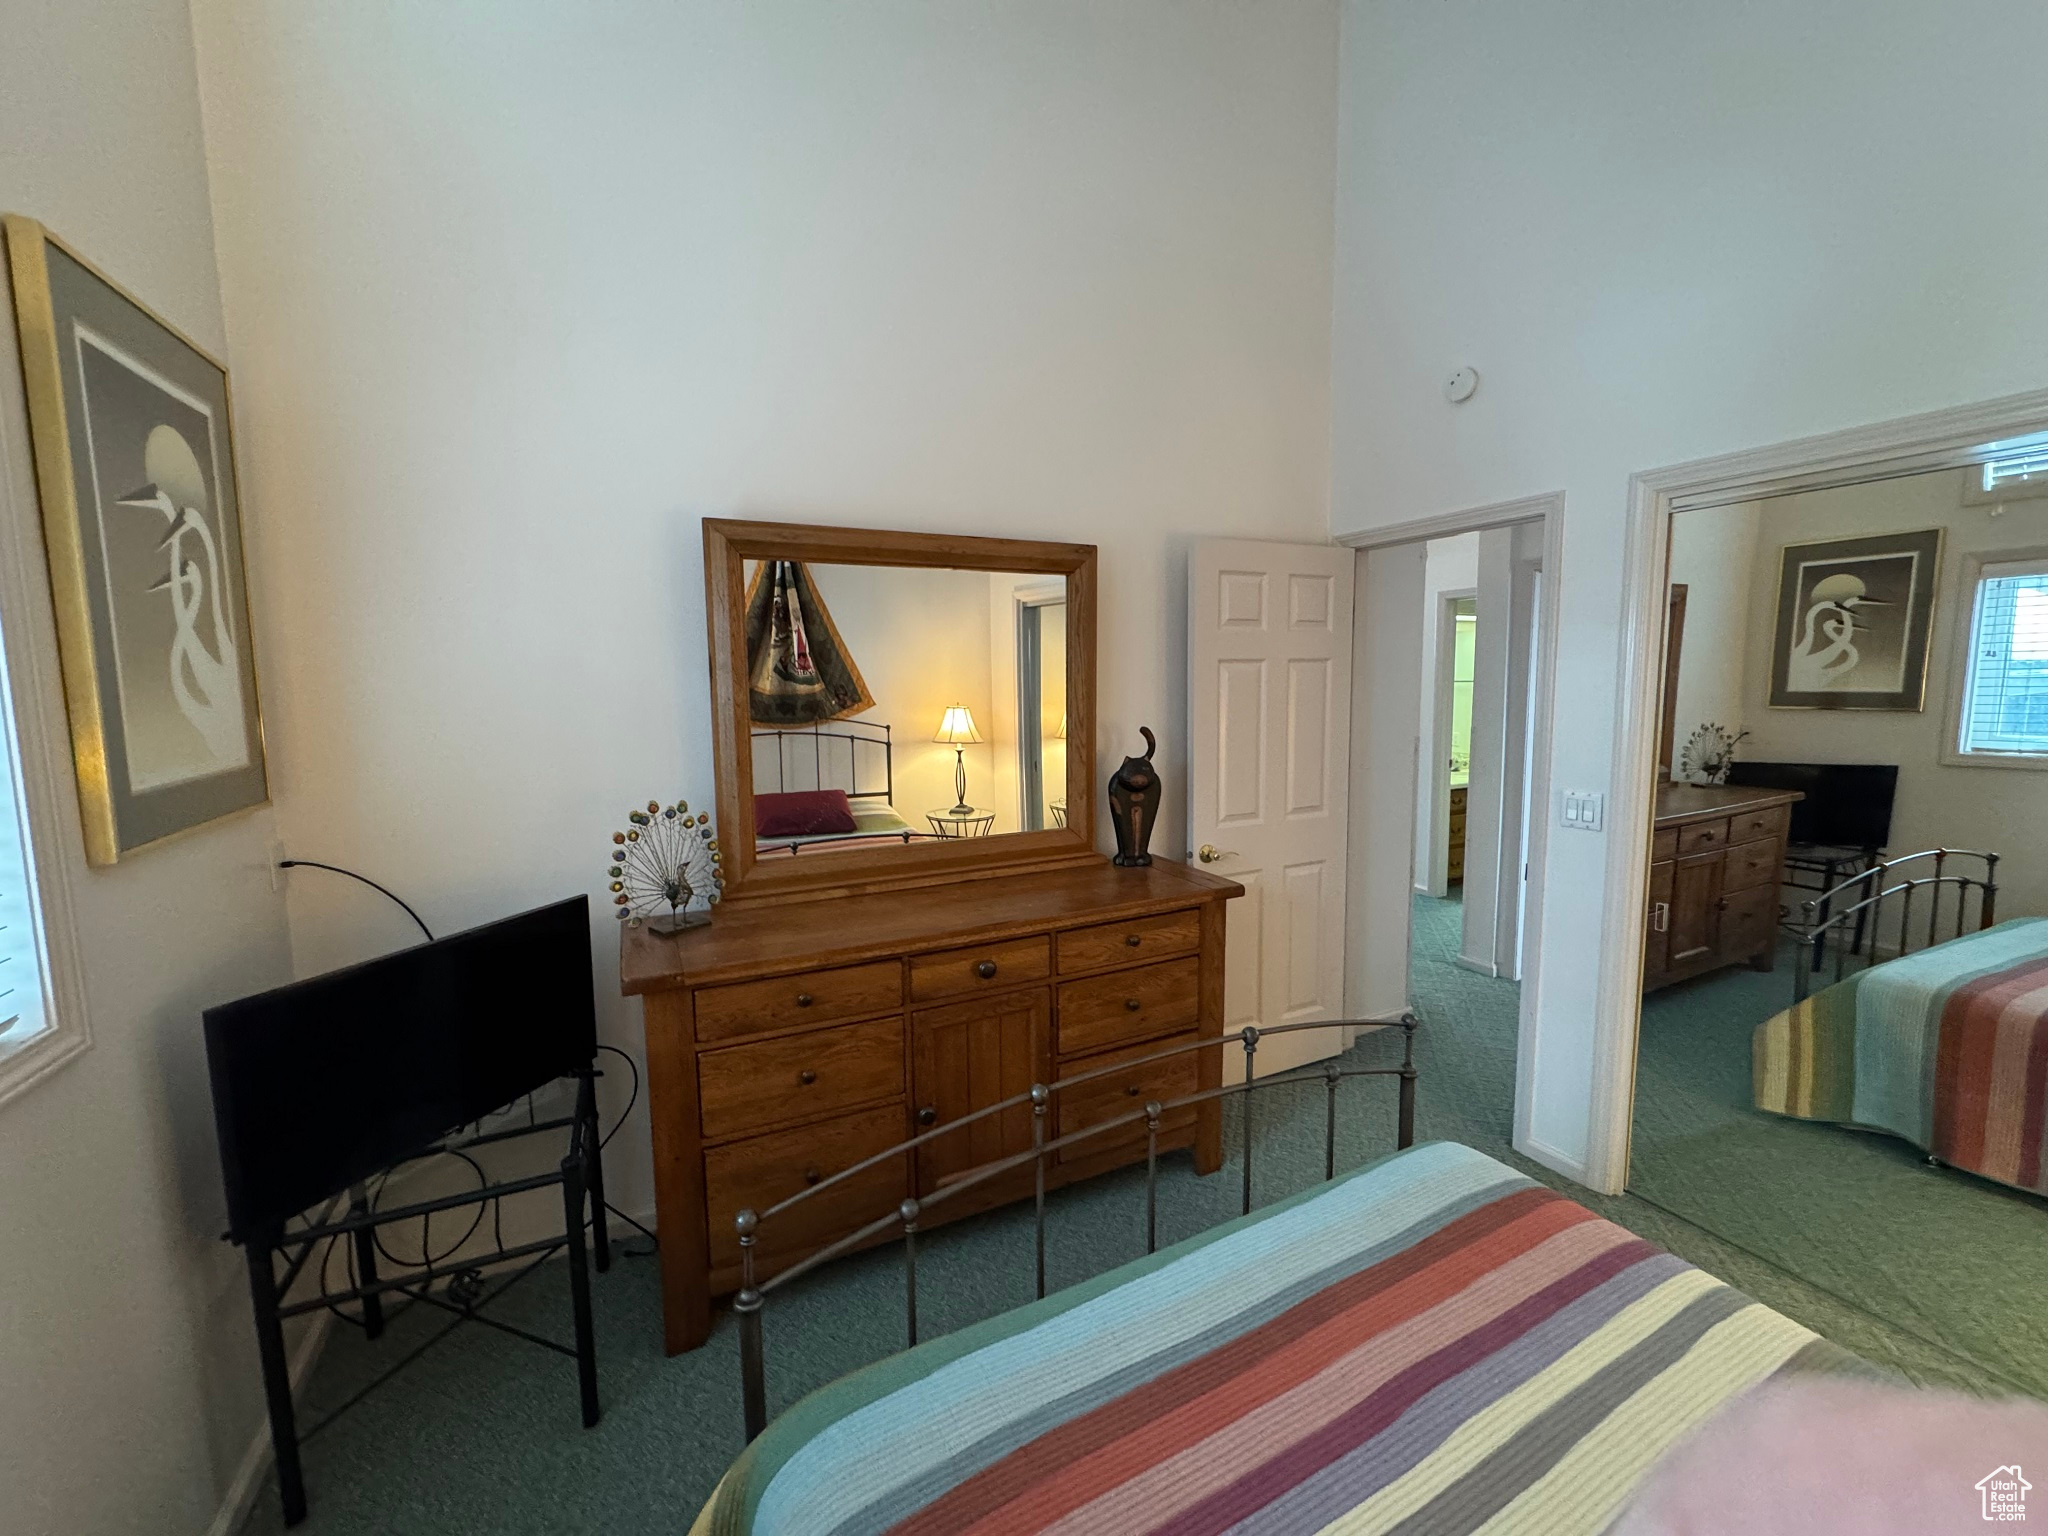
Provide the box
[1984,449,2048,492]
[1959,558,2048,758]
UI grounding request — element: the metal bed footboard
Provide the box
[1794,848,2000,1003]
[731,1015,1418,1442]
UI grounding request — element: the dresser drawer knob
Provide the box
[1125,1084,1141,1096]
[795,992,814,1007]
[803,1165,821,1185]
[798,1068,817,1085]
[916,1106,937,1126]
[976,960,998,979]
[1124,934,1142,947]
[1125,998,1141,1012]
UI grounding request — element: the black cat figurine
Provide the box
[1107,727,1161,867]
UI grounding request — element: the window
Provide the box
[0,535,82,1104]
[1957,557,2048,760]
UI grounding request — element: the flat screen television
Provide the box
[1722,761,1898,850]
[204,895,595,1243]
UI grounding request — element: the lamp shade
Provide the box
[932,705,983,745]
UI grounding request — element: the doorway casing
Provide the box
[1338,492,1567,1179]
[1593,385,2048,1194]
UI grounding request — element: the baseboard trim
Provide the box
[205,1311,333,1536]
[1514,1134,1595,1191]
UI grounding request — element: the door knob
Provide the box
[1197,844,1236,864]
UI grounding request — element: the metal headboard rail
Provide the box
[732,1015,1418,1441]
[1794,848,2000,1003]
[752,721,896,803]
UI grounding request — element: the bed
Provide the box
[751,722,926,854]
[1755,914,2048,1197]
[693,1137,1857,1536]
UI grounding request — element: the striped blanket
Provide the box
[1754,917,2048,1196]
[692,1142,1849,1536]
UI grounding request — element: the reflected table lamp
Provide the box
[933,705,982,814]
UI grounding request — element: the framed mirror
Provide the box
[703,520,1098,908]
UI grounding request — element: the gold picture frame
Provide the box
[3,215,268,863]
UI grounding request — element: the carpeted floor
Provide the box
[240,892,2020,1534]
[1628,933,2048,1400]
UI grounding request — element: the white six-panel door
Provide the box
[1188,539,1355,1078]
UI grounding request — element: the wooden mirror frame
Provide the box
[703,519,1099,910]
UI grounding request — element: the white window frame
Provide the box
[1941,544,2048,772]
[0,329,92,1107]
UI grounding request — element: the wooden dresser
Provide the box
[1445,784,1468,884]
[621,857,1241,1353]
[1644,783,1802,992]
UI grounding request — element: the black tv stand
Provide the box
[238,1068,610,1527]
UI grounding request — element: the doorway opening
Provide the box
[1341,506,1559,1169]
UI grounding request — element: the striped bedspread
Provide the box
[692,1141,1848,1536]
[1754,917,2048,1196]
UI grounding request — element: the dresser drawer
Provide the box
[1722,882,1779,961]
[704,1103,908,1272]
[909,936,1050,1003]
[1055,1033,1199,1166]
[698,1016,905,1141]
[1651,827,1678,863]
[1676,818,1730,855]
[1058,956,1201,1056]
[695,960,902,1043]
[1729,805,1788,846]
[1722,835,1781,894]
[1056,909,1201,974]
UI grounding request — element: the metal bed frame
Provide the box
[751,721,927,851]
[1793,847,2001,1003]
[752,719,897,801]
[730,1016,1419,1442]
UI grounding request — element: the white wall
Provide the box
[1332,0,2048,1174]
[0,3,297,1531]
[192,1,1341,1225]
[1413,531,1477,891]
[1667,502,1762,758]
[1345,542,1423,1022]
[1728,469,2048,928]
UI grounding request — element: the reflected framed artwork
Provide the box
[4,216,267,863]
[1768,526,1943,711]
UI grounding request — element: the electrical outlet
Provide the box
[1560,790,1605,831]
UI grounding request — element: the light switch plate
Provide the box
[1560,790,1605,831]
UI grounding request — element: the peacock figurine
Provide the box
[609,799,721,932]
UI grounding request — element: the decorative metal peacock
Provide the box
[1678,723,1750,786]
[609,800,721,932]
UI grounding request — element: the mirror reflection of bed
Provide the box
[1632,462,2048,1397]
[744,560,1067,857]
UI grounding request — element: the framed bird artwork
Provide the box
[1767,527,1943,712]
[3,216,268,863]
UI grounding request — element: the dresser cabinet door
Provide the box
[911,989,1051,1195]
[1667,850,1723,971]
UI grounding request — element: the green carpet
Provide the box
[1628,935,2048,1399]
[238,894,2015,1533]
